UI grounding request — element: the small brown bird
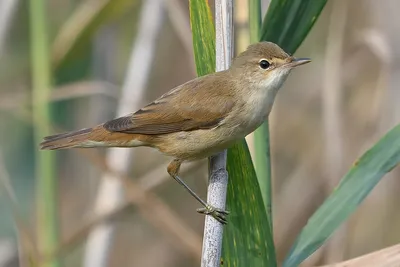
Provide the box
[40,42,310,224]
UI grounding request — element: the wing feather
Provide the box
[103,72,236,135]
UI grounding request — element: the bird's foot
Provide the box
[197,205,229,225]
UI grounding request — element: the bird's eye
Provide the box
[259,59,270,69]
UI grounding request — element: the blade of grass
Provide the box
[253,124,272,223]
[29,0,60,266]
[249,0,261,43]
[249,0,275,229]
[189,0,215,76]
[260,0,327,53]
[283,124,400,267]
[222,140,276,267]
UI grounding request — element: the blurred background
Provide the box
[0,0,400,266]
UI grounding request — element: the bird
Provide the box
[40,41,310,224]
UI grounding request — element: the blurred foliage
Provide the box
[52,0,140,71]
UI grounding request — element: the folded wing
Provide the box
[103,73,236,135]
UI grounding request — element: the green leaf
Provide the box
[249,0,261,43]
[283,124,400,267]
[189,1,275,266]
[249,1,274,231]
[253,119,273,229]
[222,141,276,267]
[189,0,215,76]
[260,0,327,53]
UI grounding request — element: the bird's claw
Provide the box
[197,205,229,224]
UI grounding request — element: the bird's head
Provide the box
[230,42,311,90]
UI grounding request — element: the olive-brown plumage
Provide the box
[40,42,310,224]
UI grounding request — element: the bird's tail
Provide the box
[40,127,96,150]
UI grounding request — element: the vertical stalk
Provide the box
[201,1,233,267]
[251,0,273,229]
[254,124,272,220]
[29,0,59,266]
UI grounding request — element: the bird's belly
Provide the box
[154,126,246,160]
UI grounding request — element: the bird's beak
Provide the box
[285,57,311,68]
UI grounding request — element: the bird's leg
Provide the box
[167,159,229,224]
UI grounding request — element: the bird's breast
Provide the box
[232,85,280,134]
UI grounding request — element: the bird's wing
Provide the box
[103,73,236,135]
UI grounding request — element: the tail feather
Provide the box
[40,127,93,150]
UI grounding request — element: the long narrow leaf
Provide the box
[189,0,215,76]
[222,141,276,267]
[249,0,274,230]
[260,0,327,53]
[284,124,400,267]
[249,0,261,43]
